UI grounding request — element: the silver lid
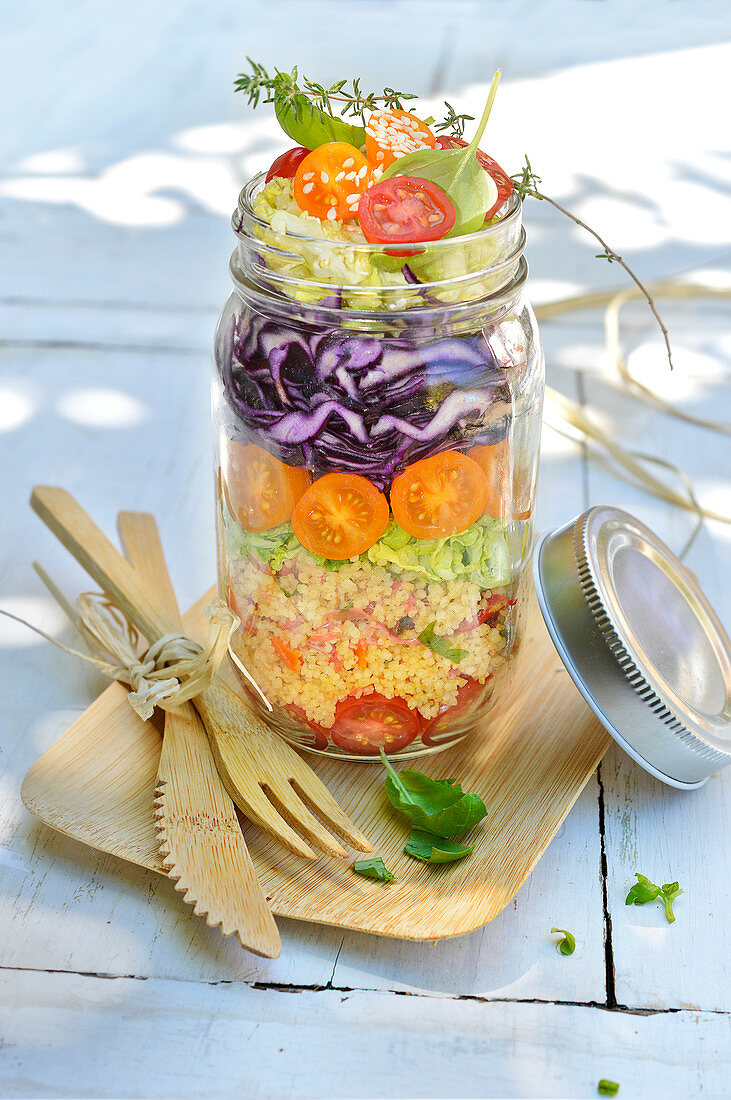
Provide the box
[533,506,731,789]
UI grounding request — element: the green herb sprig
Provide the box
[512,154,673,370]
[404,829,474,864]
[352,857,395,883]
[625,873,683,923]
[417,621,467,664]
[235,59,417,121]
[380,749,487,837]
[550,927,576,956]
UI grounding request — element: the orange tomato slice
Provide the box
[222,442,310,532]
[365,108,436,171]
[293,142,372,222]
[390,450,488,538]
[292,472,389,559]
[468,441,534,521]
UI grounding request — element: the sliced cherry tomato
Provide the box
[421,677,488,745]
[293,142,372,222]
[222,442,310,533]
[366,108,436,170]
[265,146,311,183]
[436,135,514,220]
[292,472,389,559]
[287,704,329,751]
[468,441,533,521]
[272,636,302,672]
[477,593,516,626]
[358,176,455,245]
[390,450,488,539]
[331,693,420,755]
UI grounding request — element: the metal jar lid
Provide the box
[533,506,731,789]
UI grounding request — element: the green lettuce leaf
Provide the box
[366,516,511,587]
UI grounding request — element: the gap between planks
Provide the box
[0,962,725,1018]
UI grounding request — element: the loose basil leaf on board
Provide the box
[417,621,467,664]
[550,927,576,956]
[381,70,501,236]
[404,829,474,864]
[380,749,487,837]
[352,857,395,883]
[275,93,366,150]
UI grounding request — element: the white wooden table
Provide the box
[1,4,730,1097]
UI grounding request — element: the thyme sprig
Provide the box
[235,59,473,136]
[513,156,673,370]
[434,101,476,138]
[234,58,418,121]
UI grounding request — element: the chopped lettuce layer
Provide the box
[223,504,511,589]
[249,178,510,310]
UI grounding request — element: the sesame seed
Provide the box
[357,166,368,179]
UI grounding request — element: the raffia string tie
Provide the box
[0,577,239,721]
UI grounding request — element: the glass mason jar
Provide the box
[213,173,544,761]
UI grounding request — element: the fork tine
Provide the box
[289,767,374,853]
[206,739,318,861]
[263,781,349,859]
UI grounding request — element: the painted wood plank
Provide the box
[579,302,731,1012]
[0,969,728,1100]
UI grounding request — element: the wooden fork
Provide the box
[117,510,280,958]
[31,486,374,861]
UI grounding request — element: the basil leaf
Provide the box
[550,927,576,956]
[380,750,487,837]
[404,829,473,864]
[381,70,501,236]
[352,857,395,883]
[275,93,365,150]
[597,1081,620,1096]
[417,621,467,664]
[625,873,683,923]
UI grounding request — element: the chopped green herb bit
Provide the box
[404,829,474,864]
[352,857,395,883]
[597,1080,619,1095]
[417,621,467,664]
[380,749,486,837]
[626,873,683,924]
[550,927,576,956]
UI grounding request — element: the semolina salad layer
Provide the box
[225,515,512,729]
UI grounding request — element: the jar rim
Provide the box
[228,250,529,329]
[232,171,522,253]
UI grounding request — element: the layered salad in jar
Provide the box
[214,69,542,758]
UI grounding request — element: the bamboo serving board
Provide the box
[21,583,610,941]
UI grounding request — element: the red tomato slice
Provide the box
[421,677,488,745]
[365,108,436,170]
[287,704,329,751]
[330,693,420,755]
[436,136,514,220]
[294,142,372,221]
[266,146,311,183]
[477,593,516,626]
[358,176,455,245]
